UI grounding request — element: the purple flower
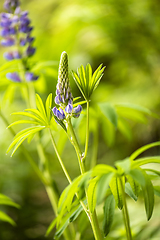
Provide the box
[13,51,21,59]
[57,109,65,120]
[65,104,73,114]
[25,72,39,81]
[1,38,15,46]
[4,52,14,60]
[55,96,60,105]
[73,105,82,114]
[6,72,21,82]
[20,38,27,46]
[52,107,65,120]
[0,28,10,37]
[52,107,57,116]
[0,19,12,27]
[26,46,36,57]
[4,0,20,13]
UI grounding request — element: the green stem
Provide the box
[90,127,98,169]
[67,117,103,240]
[119,177,133,240]
[89,211,103,240]
[67,118,84,174]
[83,100,90,162]
[48,128,72,184]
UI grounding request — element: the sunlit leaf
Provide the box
[130,142,160,161]
[87,177,98,213]
[0,211,16,226]
[72,64,105,100]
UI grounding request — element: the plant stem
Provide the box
[67,117,103,240]
[48,128,72,184]
[83,100,90,162]
[119,177,133,240]
[90,127,98,169]
[67,118,84,174]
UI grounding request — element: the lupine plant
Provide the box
[4,51,160,240]
[1,1,160,240]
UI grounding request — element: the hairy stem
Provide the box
[119,177,133,240]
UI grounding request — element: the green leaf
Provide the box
[130,168,154,220]
[125,182,138,201]
[0,210,16,226]
[144,168,160,177]
[98,103,118,128]
[109,175,123,210]
[96,173,113,204]
[45,93,52,121]
[132,156,160,168]
[0,194,20,208]
[8,120,41,128]
[72,64,105,100]
[36,94,47,122]
[87,177,98,213]
[103,194,115,237]
[7,126,45,156]
[126,175,141,198]
[45,218,57,236]
[55,203,83,239]
[141,170,154,220]
[153,186,160,197]
[115,103,151,123]
[130,142,160,161]
[92,164,116,177]
[11,111,46,126]
[117,117,132,140]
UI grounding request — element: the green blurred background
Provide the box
[0,0,160,239]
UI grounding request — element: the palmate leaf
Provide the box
[71,64,105,101]
[7,94,53,156]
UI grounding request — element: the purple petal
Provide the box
[73,105,82,114]
[57,110,65,120]
[4,52,14,60]
[52,106,57,116]
[65,104,73,114]
[1,38,15,46]
[6,72,21,82]
[55,96,60,105]
[25,72,39,81]
[26,46,36,57]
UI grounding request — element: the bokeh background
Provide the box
[0,0,160,239]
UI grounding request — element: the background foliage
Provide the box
[0,0,160,239]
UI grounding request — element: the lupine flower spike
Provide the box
[0,0,38,82]
[52,51,82,122]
